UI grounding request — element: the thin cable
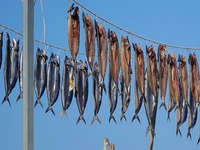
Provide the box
[39,0,46,43]
[72,0,200,51]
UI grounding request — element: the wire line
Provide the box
[72,0,200,51]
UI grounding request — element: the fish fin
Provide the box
[109,114,116,123]
[45,106,55,115]
[197,137,200,145]
[34,99,44,108]
[176,125,182,137]
[187,129,192,140]
[120,113,127,122]
[131,114,141,124]
[60,110,68,118]
[2,96,11,108]
[16,93,22,102]
[76,115,87,125]
[159,101,167,111]
[91,115,101,125]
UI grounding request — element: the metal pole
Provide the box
[23,0,34,150]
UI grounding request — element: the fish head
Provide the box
[65,55,74,67]
[146,45,154,56]
[99,23,104,36]
[41,50,48,61]
[73,6,79,17]
[92,62,99,73]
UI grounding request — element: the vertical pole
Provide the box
[23,0,34,150]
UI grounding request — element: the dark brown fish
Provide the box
[120,35,132,90]
[95,20,107,91]
[108,29,120,88]
[132,43,145,96]
[146,45,158,102]
[178,55,188,105]
[157,45,168,110]
[67,4,80,61]
[131,43,145,123]
[168,53,180,109]
[82,12,95,72]
[188,53,199,106]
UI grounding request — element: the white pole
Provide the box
[23,0,34,150]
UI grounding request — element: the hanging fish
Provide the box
[167,53,180,110]
[82,12,95,72]
[131,43,145,123]
[120,35,132,122]
[187,91,198,139]
[0,31,3,69]
[188,53,199,106]
[16,48,23,102]
[178,55,188,105]
[45,53,60,115]
[146,45,158,102]
[108,29,120,89]
[67,4,80,61]
[157,45,168,110]
[61,56,74,118]
[108,68,118,123]
[91,62,103,124]
[34,48,48,108]
[75,60,88,125]
[176,92,188,137]
[95,20,107,92]
[120,73,131,122]
[2,33,19,107]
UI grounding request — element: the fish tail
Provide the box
[34,99,44,108]
[45,106,55,115]
[16,93,22,102]
[159,101,167,111]
[131,114,141,124]
[91,115,101,125]
[2,96,11,108]
[120,113,127,122]
[60,110,68,119]
[109,114,116,123]
[99,80,107,93]
[197,137,200,145]
[76,115,87,125]
[176,125,182,137]
[167,112,171,122]
[187,129,192,140]
[146,125,151,136]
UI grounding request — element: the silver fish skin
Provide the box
[67,4,80,61]
[34,48,48,108]
[176,93,188,137]
[45,53,60,115]
[16,48,23,102]
[108,68,118,123]
[91,62,103,124]
[75,60,88,125]
[95,20,107,92]
[120,73,131,122]
[2,33,19,107]
[61,55,74,118]
[82,12,95,72]
[187,91,198,139]
[0,31,3,69]
[157,45,168,110]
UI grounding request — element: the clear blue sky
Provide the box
[0,0,200,150]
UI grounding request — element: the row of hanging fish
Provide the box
[0,3,200,146]
[67,3,200,143]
